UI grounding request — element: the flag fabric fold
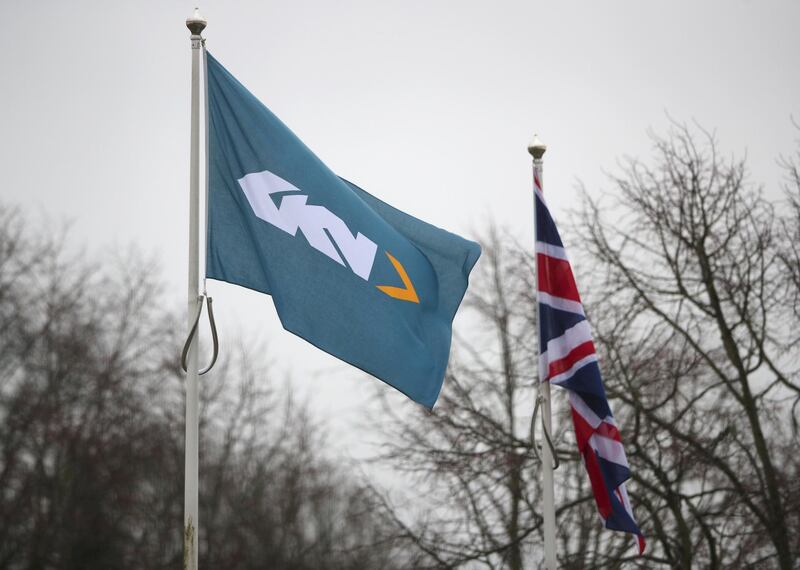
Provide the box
[204,52,481,409]
[534,174,645,553]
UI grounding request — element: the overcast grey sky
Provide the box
[1,1,798,449]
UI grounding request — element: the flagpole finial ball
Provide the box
[186,7,207,35]
[528,134,547,159]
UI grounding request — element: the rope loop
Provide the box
[529,393,560,470]
[181,294,219,376]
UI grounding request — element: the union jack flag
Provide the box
[534,172,645,553]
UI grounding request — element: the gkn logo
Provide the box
[238,170,419,303]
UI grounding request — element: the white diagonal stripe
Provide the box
[536,241,569,261]
[538,291,585,316]
[569,391,613,428]
[549,354,599,385]
[617,483,635,519]
[589,433,629,468]
[539,320,593,378]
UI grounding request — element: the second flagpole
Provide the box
[529,135,558,569]
[185,8,206,570]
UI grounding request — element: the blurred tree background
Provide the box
[1,122,799,569]
[369,123,800,569]
[0,208,404,569]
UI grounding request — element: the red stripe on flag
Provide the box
[596,420,622,443]
[572,403,623,453]
[583,447,613,519]
[547,341,596,380]
[537,253,581,303]
[571,404,595,451]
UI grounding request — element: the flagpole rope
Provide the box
[181,294,219,375]
[529,393,560,470]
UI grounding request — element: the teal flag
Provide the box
[205,52,481,408]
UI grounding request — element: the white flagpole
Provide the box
[184,8,206,570]
[529,135,558,569]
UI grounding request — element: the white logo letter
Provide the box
[238,170,378,280]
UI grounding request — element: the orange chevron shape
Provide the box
[376,252,420,303]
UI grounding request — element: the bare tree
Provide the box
[0,203,406,570]
[370,227,554,569]
[369,228,645,569]
[574,122,800,568]
[777,120,800,358]
[371,123,800,569]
